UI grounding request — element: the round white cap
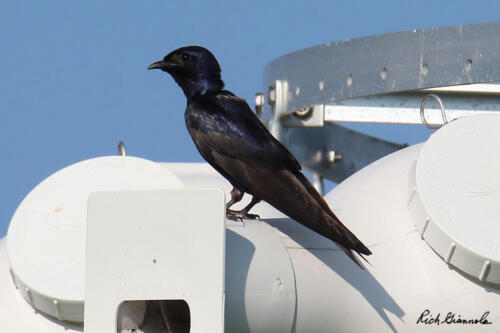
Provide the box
[409,114,500,284]
[6,156,184,322]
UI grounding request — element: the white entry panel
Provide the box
[85,189,225,333]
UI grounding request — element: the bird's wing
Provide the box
[187,93,301,172]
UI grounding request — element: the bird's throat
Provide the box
[175,74,224,101]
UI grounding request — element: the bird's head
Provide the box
[148,46,224,100]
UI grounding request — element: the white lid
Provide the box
[6,156,184,322]
[409,114,500,284]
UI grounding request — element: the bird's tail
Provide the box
[259,168,372,268]
[338,243,372,269]
[294,171,372,268]
[326,212,372,269]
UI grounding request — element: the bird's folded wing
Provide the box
[191,96,302,172]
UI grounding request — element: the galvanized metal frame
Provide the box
[260,22,500,188]
[263,22,500,113]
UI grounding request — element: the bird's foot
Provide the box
[226,209,244,221]
[226,209,260,221]
[242,213,260,220]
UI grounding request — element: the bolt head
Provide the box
[255,93,265,107]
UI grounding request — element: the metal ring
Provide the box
[420,94,448,129]
[118,141,126,156]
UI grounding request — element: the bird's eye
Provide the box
[181,53,192,62]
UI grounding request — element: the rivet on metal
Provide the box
[420,218,430,239]
[118,141,126,156]
[479,261,491,281]
[444,243,456,263]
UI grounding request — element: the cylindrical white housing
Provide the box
[2,114,500,332]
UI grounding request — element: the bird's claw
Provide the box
[243,213,260,220]
[226,209,243,221]
[226,209,260,221]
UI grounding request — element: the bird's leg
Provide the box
[227,196,261,220]
[226,187,244,210]
[240,196,261,219]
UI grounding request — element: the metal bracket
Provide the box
[268,80,288,140]
[258,22,500,182]
[282,122,406,183]
[323,89,500,125]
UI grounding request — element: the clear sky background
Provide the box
[1,1,499,237]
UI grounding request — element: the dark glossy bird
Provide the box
[148,46,371,267]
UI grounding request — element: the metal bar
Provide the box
[260,23,500,182]
[263,22,500,113]
[269,80,288,140]
[311,173,324,195]
[421,83,500,94]
[321,91,500,125]
[324,105,497,125]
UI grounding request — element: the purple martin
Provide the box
[148,46,371,267]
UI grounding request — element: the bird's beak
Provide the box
[147,60,179,71]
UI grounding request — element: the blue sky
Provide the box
[1,1,499,237]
